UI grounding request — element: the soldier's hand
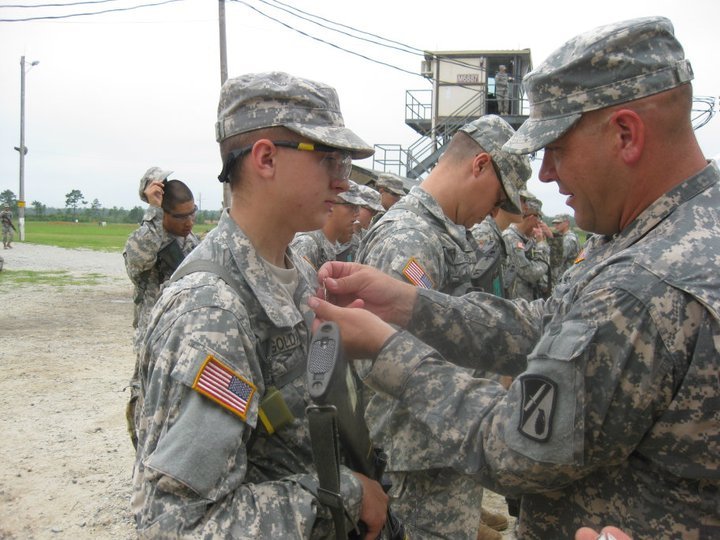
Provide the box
[316,261,416,328]
[144,180,165,208]
[308,295,396,360]
[352,472,389,540]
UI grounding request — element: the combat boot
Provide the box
[481,508,509,531]
[477,522,502,540]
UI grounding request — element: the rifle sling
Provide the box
[306,404,350,540]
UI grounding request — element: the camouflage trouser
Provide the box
[388,468,483,540]
[2,228,13,245]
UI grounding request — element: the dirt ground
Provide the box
[0,243,515,539]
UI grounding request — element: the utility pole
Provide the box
[15,55,39,242]
[219,0,231,210]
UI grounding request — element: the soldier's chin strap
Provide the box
[306,404,355,540]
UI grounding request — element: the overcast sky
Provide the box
[1,0,719,216]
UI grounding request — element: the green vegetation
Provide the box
[0,269,106,288]
[21,221,215,252]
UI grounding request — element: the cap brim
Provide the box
[287,124,374,160]
[503,113,581,154]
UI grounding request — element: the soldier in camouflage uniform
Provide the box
[355,183,384,238]
[291,180,365,268]
[131,71,388,538]
[123,169,201,448]
[124,168,201,349]
[550,213,581,284]
[375,172,406,211]
[502,195,552,300]
[470,199,526,297]
[356,115,530,540]
[1,205,15,249]
[311,17,719,539]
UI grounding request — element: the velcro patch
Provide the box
[402,257,434,289]
[518,375,557,442]
[192,355,256,420]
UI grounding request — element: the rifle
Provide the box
[1,215,16,231]
[306,322,406,540]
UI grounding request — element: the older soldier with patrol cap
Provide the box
[356,114,530,540]
[309,16,720,539]
[131,71,389,538]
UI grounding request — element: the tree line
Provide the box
[0,188,221,224]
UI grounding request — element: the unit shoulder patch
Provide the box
[518,374,557,442]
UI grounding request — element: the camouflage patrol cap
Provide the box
[524,196,543,216]
[459,115,531,215]
[552,213,571,223]
[376,172,406,196]
[337,181,366,206]
[216,71,373,159]
[357,183,384,212]
[504,16,694,154]
[138,166,173,203]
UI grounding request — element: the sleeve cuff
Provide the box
[364,330,436,398]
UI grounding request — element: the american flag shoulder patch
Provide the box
[402,257,434,289]
[192,355,256,420]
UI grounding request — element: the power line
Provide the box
[263,0,424,57]
[0,0,124,9]
[0,0,185,22]
[255,0,494,73]
[231,0,422,78]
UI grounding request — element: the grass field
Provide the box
[19,221,216,251]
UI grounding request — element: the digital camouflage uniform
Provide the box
[502,224,550,301]
[290,230,336,272]
[470,215,507,297]
[291,183,365,268]
[357,116,530,539]
[123,205,200,347]
[358,186,477,296]
[560,229,580,276]
[363,162,720,539]
[132,212,363,538]
[1,209,15,247]
[494,68,510,115]
[133,71,374,538]
[357,185,481,539]
[361,16,719,540]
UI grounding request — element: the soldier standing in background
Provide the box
[310,16,720,539]
[550,213,581,284]
[123,167,200,349]
[355,183,384,239]
[357,115,531,540]
[291,180,366,268]
[123,167,200,448]
[502,194,552,300]
[375,172,406,210]
[1,205,16,249]
[495,65,512,115]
